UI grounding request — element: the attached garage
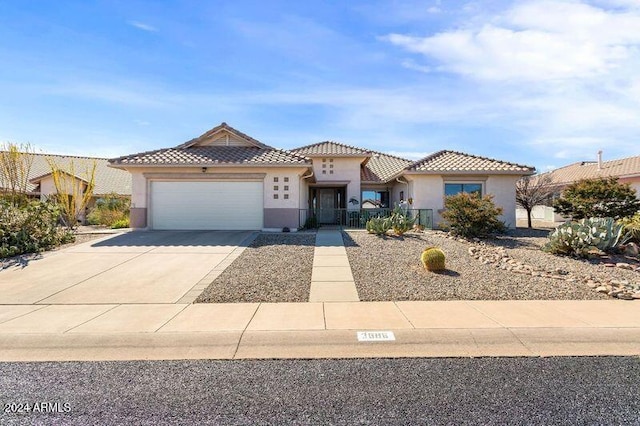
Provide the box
[150,181,263,230]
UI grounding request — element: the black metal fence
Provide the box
[299,208,433,230]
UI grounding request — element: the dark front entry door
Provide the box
[317,188,337,223]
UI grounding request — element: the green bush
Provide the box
[441,193,506,238]
[619,212,640,243]
[543,217,629,257]
[110,218,130,229]
[87,193,130,227]
[0,200,74,258]
[553,177,640,220]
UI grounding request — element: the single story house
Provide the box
[516,151,640,223]
[0,152,132,222]
[109,123,535,231]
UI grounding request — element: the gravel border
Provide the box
[344,230,620,301]
[195,233,316,303]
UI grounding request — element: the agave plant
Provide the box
[543,217,630,257]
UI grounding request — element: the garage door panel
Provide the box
[151,181,263,230]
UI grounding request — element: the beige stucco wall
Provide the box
[311,157,365,209]
[123,165,309,229]
[486,175,521,228]
[38,175,88,222]
[405,174,520,229]
[619,176,640,198]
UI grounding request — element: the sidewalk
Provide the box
[0,300,638,361]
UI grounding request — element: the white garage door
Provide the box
[150,181,263,230]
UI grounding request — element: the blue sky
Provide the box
[1,0,639,173]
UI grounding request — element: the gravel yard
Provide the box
[343,229,639,301]
[196,233,315,303]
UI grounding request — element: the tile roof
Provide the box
[177,122,269,149]
[539,155,640,186]
[361,152,413,183]
[291,141,371,156]
[407,150,535,174]
[2,153,131,195]
[109,146,310,166]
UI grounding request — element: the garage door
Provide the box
[150,181,263,230]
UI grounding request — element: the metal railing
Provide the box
[299,208,433,230]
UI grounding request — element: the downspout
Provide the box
[396,176,410,204]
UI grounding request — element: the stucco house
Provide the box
[516,151,640,224]
[109,123,535,231]
[2,153,132,222]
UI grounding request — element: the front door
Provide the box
[317,188,337,223]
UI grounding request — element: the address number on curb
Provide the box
[357,331,396,342]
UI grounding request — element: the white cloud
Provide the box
[385,1,640,82]
[128,21,158,32]
[382,0,640,159]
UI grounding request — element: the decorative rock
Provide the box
[617,293,634,300]
[595,286,609,293]
[633,292,640,299]
[616,262,633,270]
[623,242,639,257]
[603,263,616,268]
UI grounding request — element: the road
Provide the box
[1,357,639,425]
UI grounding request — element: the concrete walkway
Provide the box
[0,300,638,361]
[309,230,360,302]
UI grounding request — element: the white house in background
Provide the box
[108,123,535,231]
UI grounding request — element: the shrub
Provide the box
[0,200,74,258]
[87,193,130,227]
[111,218,130,229]
[421,247,446,271]
[390,206,417,236]
[366,216,392,235]
[619,213,640,243]
[543,217,629,257]
[553,177,640,220]
[441,193,506,238]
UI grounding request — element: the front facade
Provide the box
[109,123,535,230]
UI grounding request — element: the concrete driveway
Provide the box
[0,231,255,305]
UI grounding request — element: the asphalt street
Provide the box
[1,357,639,425]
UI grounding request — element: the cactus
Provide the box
[421,246,446,271]
[390,206,417,236]
[543,217,630,257]
[366,217,392,235]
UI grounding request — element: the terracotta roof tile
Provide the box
[540,155,640,186]
[110,146,310,166]
[408,150,534,174]
[361,152,413,183]
[292,141,371,156]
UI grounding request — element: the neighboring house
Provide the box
[537,152,640,195]
[2,153,132,222]
[516,151,640,223]
[108,123,535,231]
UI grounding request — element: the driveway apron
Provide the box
[0,231,255,305]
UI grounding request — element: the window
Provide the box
[284,185,289,191]
[400,191,404,201]
[361,190,389,208]
[274,185,279,190]
[273,177,279,182]
[273,194,279,199]
[444,183,482,197]
[284,177,289,182]
[284,194,289,199]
